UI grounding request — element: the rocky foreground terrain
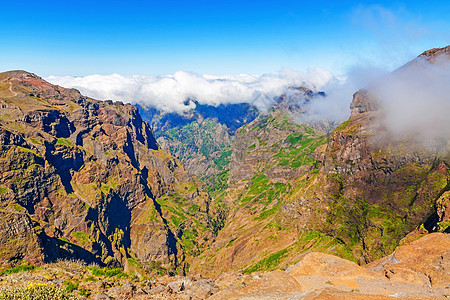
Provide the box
[0,233,448,299]
[0,46,449,299]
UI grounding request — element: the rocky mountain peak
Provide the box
[418,45,450,62]
[349,45,450,120]
[0,69,39,78]
[349,89,379,118]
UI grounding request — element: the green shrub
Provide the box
[56,138,73,147]
[0,264,35,275]
[82,276,97,282]
[63,280,79,293]
[87,266,127,278]
[243,248,288,274]
[0,186,7,194]
[78,289,89,297]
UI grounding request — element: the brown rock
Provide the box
[350,89,379,118]
[367,233,450,289]
[209,271,301,299]
[0,211,45,268]
[289,252,381,295]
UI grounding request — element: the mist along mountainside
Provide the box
[0,47,449,299]
[0,70,223,276]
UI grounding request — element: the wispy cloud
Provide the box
[307,64,387,122]
[349,4,439,69]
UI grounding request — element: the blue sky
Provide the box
[1,0,449,76]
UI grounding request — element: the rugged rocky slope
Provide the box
[0,71,217,275]
[210,233,450,299]
[314,46,450,263]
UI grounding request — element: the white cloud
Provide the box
[46,68,336,113]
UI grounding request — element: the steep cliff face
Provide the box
[316,47,450,263]
[0,71,214,273]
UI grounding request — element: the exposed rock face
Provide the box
[210,270,302,299]
[367,233,450,289]
[349,89,379,118]
[414,45,450,64]
[0,70,214,272]
[0,211,45,266]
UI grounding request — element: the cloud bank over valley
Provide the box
[47,68,349,117]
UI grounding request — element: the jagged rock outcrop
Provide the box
[0,211,45,266]
[0,70,214,273]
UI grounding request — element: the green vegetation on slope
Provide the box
[160,119,233,191]
[230,113,329,225]
[0,264,35,275]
